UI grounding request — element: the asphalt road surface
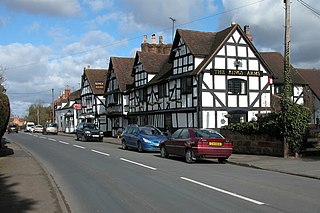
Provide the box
[6,133,320,213]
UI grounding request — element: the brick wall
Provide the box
[220,129,284,157]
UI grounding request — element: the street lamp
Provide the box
[169,17,176,42]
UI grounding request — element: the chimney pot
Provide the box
[159,36,163,44]
[143,35,147,43]
[151,34,156,44]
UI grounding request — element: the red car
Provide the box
[160,128,232,163]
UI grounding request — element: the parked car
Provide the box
[7,124,18,133]
[159,128,232,163]
[121,124,167,152]
[75,123,104,142]
[25,122,35,132]
[43,123,58,135]
[33,125,43,133]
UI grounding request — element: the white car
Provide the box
[33,125,43,133]
[26,122,35,132]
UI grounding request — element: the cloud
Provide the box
[220,0,320,69]
[82,0,113,11]
[0,0,82,17]
[119,0,219,28]
[1,30,124,116]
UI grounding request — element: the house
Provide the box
[260,52,307,111]
[55,89,81,133]
[104,57,135,137]
[79,67,107,132]
[297,69,320,127]
[125,23,275,131]
[127,41,171,126]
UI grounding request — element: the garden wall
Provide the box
[220,129,284,157]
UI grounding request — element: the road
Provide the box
[6,132,320,213]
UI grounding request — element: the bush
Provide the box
[222,103,310,154]
[0,92,10,141]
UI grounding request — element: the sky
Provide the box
[0,0,319,117]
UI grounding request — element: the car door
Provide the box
[166,129,182,155]
[77,123,84,138]
[175,129,190,156]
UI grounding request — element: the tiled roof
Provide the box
[109,57,135,92]
[68,89,81,101]
[260,52,306,85]
[297,69,320,100]
[84,68,108,95]
[136,51,170,75]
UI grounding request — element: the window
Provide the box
[158,84,167,98]
[179,129,190,139]
[228,79,247,95]
[139,89,147,101]
[181,77,193,94]
[171,129,182,139]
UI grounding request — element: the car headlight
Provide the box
[99,132,104,136]
[85,131,91,135]
[142,138,152,143]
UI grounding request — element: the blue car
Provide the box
[121,125,167,152]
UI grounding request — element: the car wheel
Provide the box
[82,135,86,142]
[75,134,79,141]
[160,146,168,158]
[99,138,103,142]
[122,140,127,150]
[185,149,195,164]
[218,158,227,164]
[137,141,143,152]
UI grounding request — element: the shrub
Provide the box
[0,92,10,141]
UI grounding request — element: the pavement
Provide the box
[0,133,319,212]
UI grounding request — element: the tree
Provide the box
[0,71,10,147]
[25,102,51,125]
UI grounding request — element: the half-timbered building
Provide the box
[79,67,107,132]
[133,23,276,131]
[104,57,134,137]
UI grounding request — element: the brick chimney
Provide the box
[244,25,253,42]
[141,34,172,54]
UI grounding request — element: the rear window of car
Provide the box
[194,129,224,139]
[47,123,58,127]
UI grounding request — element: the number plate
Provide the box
[92,135,99,137]
[209,142,222,146]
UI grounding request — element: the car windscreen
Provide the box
[194,129,224,139]
[84,124,98,130]
[140,127,162,136]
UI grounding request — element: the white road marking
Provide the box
[120,158,157,170]
[73,144,85,149]
[48,138,57,141]
[59,141,69,145]
[180,177,265,205]
[91,149,110,156]
[39,136,47,139]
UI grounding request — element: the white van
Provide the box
[26,122,35,132]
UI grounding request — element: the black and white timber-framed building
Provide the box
[79,67,107,132]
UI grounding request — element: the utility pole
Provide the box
[283,0,292,158]
[52,88,54,123]
[169,17,176,42]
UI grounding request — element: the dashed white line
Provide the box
[59,141,69,145]
[48,138,57,141]
[91,149,110,156]
[73,144,85,149]
[120,158,157,170]
[180,177,265,205]
[39,136,47,139]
